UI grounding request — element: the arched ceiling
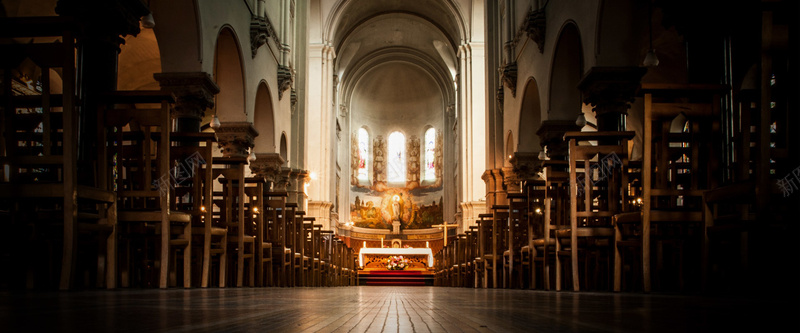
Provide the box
[331,0,463,112]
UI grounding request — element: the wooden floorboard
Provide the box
[0,286,795,332]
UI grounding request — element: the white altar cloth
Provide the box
[358,247,434,267]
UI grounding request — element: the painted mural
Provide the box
[350,189,443,230]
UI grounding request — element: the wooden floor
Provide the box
[0,287,795,332]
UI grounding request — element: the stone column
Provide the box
[216,122,258,158]
[154,72,220,133]
[249,153,285,190]
[578,67,646,132]
[536,120,581,161]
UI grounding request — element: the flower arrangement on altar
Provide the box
[385,255,409,270]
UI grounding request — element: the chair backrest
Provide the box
[264,191,288,247]
[564,131,634,229]
[1,17,78,188]
[477,214,493,257]
[169,133,216,222]
[101,91,175,212]
[212,157,248,236]
[641,84,723,215]
[507,193,529,254]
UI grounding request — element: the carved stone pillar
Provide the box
[216,122,258,158]
[154,72,220,133]
[482,170,497,209]
[536,120,581,161]
[249,153,285,189]
[578,66,646,132]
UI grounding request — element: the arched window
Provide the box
[387,131,405,183]
[357,127,369,181]
[424,128,436,181]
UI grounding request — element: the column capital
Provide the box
[536,120,582,160]
[578,66,646,118]
[509,152,542,182]
[216,122,258,158]
[249,153,285,184]
[154,72,220,121]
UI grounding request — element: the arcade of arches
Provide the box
[0,0,797,331]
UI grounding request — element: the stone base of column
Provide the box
[460,201,486,231]
[307,201,333,230]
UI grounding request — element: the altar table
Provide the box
[358,247,434,269]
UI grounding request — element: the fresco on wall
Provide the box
[350,188,443,230]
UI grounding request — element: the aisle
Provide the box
[0,287,793,332]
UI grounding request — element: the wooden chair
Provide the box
[312,224,323,287]
[264,193,290,286]
[290,210,306,286]
[519,180,546,289]
[0,18,116,289]
[636,84,722,292]
[166,132,223,288]
[102,91,192,289]
[301,217,315,286]
[319,230,334,286]
[244,178,272,287]
[531,160,570,290]
[482,206,508,288]
[474,215,491,288]
[504,192,529,289]
[213,157,255,287]
[558,131,634,291]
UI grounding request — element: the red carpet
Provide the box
[358,270,433,286]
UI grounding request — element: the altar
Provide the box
[358,247,434,271]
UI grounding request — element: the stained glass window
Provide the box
[357,127,369,181]
[387,131,405,183]
[424,128,436,181]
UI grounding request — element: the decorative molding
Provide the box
[290,88,298,115]
[250,14,282,58]
[406,136,420,189]
[154,72,220,121]
[277,65,293,100]
[500,61,517,97]
[496,85,504,113]
[523,7,546,53]
[372,135,387,191]
[216,122,258,158]
[351,131,360,186]
[249,153,285,184]
[434,132,443,187]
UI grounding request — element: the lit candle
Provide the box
[363,241,366,248]
[381,237,384,248]
[426,241,429,248]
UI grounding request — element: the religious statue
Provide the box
[391,195,402,221]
